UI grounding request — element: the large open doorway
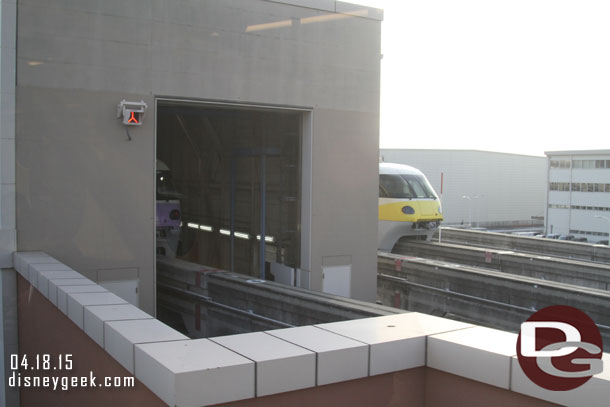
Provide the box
[155,99,306,288]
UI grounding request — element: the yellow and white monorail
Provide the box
[378,163,443,251]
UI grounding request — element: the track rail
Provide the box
[436,227,610,263]
[393,240,610,291]
[377,252,610,347]
[158,282,294,328]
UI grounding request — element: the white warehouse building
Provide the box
[379,149,547,228]
[545,149,610,243]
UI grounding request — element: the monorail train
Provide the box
[378,163,443,251]
[156,160,182,257]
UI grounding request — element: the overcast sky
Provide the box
[349,0,610,156]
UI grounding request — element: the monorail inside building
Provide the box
[156,100,303,279]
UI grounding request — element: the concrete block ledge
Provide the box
[210,331,316,397]
[12,251,610,407]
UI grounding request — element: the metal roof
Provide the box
[544,149,610,157]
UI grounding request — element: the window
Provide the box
[379,174,437,199]
[573,160,582,168]
[550,182,570,191]
[596,160,606,168]
[570,183,610,192]
[379,174,413,198]
[550,159,571,169]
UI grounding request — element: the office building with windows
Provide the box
[545,150,610,242]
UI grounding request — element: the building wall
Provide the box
[16,0,382,313]
[0,0,17,405]
[545,150,610,242]
[16,274,168,407]
[216,367,556,407]
[380,149,546,227]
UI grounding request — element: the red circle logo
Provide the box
[516,305,603,391]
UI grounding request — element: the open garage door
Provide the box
[155,100,305,282]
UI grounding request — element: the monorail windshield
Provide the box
[379,174,438,199]
[156,169,182,200]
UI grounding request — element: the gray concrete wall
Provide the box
[16,0,382,313]
[0,0,16,268]
[0,0,17,405]
[310,108,379,299]
[16,87,155,304]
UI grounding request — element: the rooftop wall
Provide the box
[14,251,609,406]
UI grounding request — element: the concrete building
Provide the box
[380,149,547,228]
[9,0,384,315]
[1,1,383,404]
[545,149,610,242]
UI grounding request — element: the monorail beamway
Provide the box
[156,256,401,339]
[380,233,610,348]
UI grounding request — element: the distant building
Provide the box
[379,149,546,228]
[545,150,610,242]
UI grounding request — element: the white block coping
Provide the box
[13,252,610,407]
[316,312,473,375]
[105,319,189,374]
[266,325,368,385]
[210,331,316,396]
[84,304,154,348]
[135,339,255,407]
[29,263,76,288]
[427,326,517,389]
[45,277,96,305]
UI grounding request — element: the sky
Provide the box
[349,0,610,156]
